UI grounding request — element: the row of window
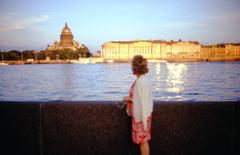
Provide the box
[103,49,199,55]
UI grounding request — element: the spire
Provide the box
[65,22,68,27]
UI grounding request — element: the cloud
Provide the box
[0,14,50,50]
[12,15,49,30]
[0,14,49,32]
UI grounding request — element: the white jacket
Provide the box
[133,74,153,130]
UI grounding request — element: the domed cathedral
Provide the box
[60,23,74,47]
[47,22,82,51]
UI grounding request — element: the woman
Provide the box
[123,55,153,155]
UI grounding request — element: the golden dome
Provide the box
[61,22,72,34]
[60,22,74,47]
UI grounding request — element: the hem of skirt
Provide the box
[132,138,151,144]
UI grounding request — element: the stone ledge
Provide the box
[0,101,239,155]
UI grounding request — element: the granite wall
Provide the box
[0,101,239,155]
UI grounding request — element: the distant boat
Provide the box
[89,59,97,64]
[148,59,167,63]
[0,62,8,65]
[70,59,90,64]
[70,58,98,64]
[106,59,114,63]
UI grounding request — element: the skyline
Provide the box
[0,0,240,52]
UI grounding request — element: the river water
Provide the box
[0,62,240,101]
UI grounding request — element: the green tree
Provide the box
[22,50,35,60]
[7,50,21,60]
[76,45,91,58]
[36,50,46,60]
[0,51,2,61]
[44,44,92,60]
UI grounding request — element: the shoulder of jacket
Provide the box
[136,75,148,86]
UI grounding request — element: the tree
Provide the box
[44,44,92,60]
[22,50,35,60]
[0,51,2,61]
[76,45,91,58]
[36,50,46,60]
[7,50,21,60]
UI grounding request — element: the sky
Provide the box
[0,0,240,52]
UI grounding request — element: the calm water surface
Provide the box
[0,62,240,101]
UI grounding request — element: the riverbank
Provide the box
[0,58,105,65]
[1,57,240,65]
[0,60,71,65]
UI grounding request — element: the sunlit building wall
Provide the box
[102,40,240,61]
[102,40,201,60]
[200,44,240,61]
[171,42,201,60]
[226,45,240,58]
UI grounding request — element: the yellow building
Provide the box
[200,44,240,61]
[102,40,201,61]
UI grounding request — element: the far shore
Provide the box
[0,57,240,65]
[0,60,71,65]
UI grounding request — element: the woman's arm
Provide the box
[123,96,132,116]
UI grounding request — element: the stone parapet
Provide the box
[0,101,239,155]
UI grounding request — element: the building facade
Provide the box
[200,44,240,61]
[47,23,82,51]
[102,40,240,61]
[102,40,201,60]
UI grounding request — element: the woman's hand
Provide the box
[123,96,132,116]
[123,96,132,102]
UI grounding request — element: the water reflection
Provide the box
[153,63,162,92]
[156,63,161,80]
[0,62,240,101]
[165,63,187,100]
